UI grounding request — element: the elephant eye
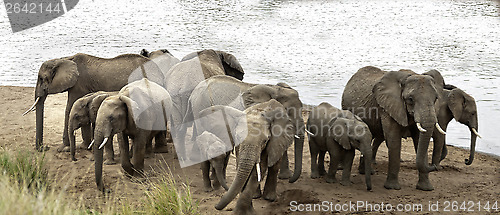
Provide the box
[407,96,414,105]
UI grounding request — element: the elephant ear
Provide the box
[242,85,274,108]
[216,51,245,80]
[119,95,141,127]
[262,101,294,167]
[89,94,112,123]
[424,69,445,102]
[47,59,79,94]
[329,118,351,150]
[448,88,465,120]
[373,70,413,127]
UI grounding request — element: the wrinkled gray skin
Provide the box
[195,105,248,192]
[165,50,244,162]
[342,66,443,191]
[372,84,479,168]
[93,79,172,192]
[196,131,231,192]
[215,100,294,215]
[68,91,117,163]
[30,53,157,152]
[187,75,305,183]
[306,102,372,190]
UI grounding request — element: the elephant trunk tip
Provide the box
[465,157,474,165]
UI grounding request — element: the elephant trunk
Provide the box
[215,158,254,210]
[93,137,104,192]
[213,160,229,191]
[361,146,373,191]
[35,96,47,151]
[416,124,437,173]
[69,124,77,161]
[465,127,478,165]
[289,116,305,183]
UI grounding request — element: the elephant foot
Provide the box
[319,169,327,176]
[57,145,70,152]
[278,169,292,179]
[154,145,169,153]
[310,171,321,179]
[263,190,277,202]
[383,179,401,190]
[104,158,117,165]
[416,174,434,191]
[325,176,337,184]
[204,186,213,192]
[340,180,352,186]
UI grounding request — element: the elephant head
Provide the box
[215,99,294,210]
[243,83,305,183]
[181,49,245,81]
[328,116,373,190]
[196,131,232,190]
[445,85,479,165]
[373,68,443,176]
[25,57,79,150]
[68,93,95,161]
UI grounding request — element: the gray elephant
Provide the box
[196,131,231,192]
[68,91,117,163]
[93,78,173,192]
[24,53,162,152]
[165,49,244,163]
[372,84,481,169]
[215,100,294,215]
[194,105,248,191]
[342,66,447,191]
[187,75,305,182]
[306,102,372,190]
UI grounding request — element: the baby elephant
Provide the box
[196,131,232,192]
[306,102,372,190]
[68,91,117,163]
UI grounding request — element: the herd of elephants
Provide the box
[22,48,480,214]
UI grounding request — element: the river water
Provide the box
[0,0,499,157]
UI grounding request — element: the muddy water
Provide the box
[0,0,498,156]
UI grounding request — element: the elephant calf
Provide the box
[68,91,117,163]
[306,102,372,190]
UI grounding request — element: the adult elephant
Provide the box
[165,49,244,163]
[187,75,305,183]
[215,100,294,214]
[93,78,172,192]
[24,53,161,151]
[341,66,446,191]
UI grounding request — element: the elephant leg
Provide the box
[440,143,448,162]
[59,92,82,152]
[278,152,292,179]
[309,137,321,179]
[153,131,169,153]
[431,128,446,168]
[235,167,258,215]
[145,135,154,159]
[201,161,212,192]
[131,136,146,176]
[263,161,280,202]
[318,151,327,176]
[381,117,402,190]
[80,124,92,149]
[104,137,116,165]
[326,143,341,183]
[118,133,133,176]
[371,137,384,165]
[340,149,355,186]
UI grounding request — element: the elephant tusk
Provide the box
[98,137,108,150]
[435,123,446,135]
[294,135,300,139]
[88,140,94,149]
[305,128,315,136]
[416,123,427,133]
[22,97,40,116]
[472,128,482,138]
[256,163,261,182]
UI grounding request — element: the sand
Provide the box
[0,86,498,214]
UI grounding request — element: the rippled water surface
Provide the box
[0,0,499,156]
